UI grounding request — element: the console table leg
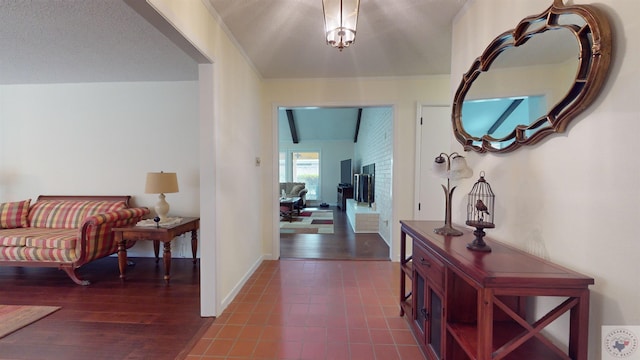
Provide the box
[163,241,172,283]
[191,230,198,265]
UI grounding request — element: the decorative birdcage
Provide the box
[465,171,495,252]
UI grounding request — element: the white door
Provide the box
[414,105,451,220]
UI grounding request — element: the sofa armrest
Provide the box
[76,207,150,265]
[298,188,308,197]
[84,208,149,226]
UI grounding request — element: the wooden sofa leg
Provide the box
[61,267,90,286]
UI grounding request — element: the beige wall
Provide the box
[260,76,451,260]
[452,0,639,356]
[150,0,263,316]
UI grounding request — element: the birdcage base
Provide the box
[467,227,492,252]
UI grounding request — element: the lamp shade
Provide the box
[432,155,448,178]
[448,155,473,180]
[323,0,360,50]
[145,172,179,194]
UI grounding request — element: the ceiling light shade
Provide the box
[322,0,360,51]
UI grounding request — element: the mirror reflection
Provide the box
[461,27,579,149]
[452,0,612,153]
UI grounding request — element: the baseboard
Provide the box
[219,255,265,312]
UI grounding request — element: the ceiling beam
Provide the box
[488,99,524,135]
[286,109,299,144]
[354,108,362,143]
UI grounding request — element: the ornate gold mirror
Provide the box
[452,0,612,153]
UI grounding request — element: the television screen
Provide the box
[362,163,375,176]
[340,159,352,186]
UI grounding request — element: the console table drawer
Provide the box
[413,241,444,290]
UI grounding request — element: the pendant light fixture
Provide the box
[322,0,360,51]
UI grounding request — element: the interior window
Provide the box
[279,152,286,182]
[291,151,320,200]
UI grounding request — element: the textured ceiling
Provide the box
[0,0,198,84]
[0,0,469,84]
[207,0,468,79]
[1,0,468,142]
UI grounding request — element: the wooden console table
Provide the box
[113,217,199,283]
[399,220,593,360]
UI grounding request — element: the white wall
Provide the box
[0,81,199,258]
[261,76,451,260]
[452,0,639,356]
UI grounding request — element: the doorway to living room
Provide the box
[276,106,392,260]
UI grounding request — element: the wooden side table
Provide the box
[112,217,200,283]
[279,197,301,222]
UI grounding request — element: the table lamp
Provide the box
[432,152,473,236]
[145,171,179,222]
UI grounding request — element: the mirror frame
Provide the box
[452,0,612,153]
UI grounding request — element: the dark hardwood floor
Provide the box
[280,205,390,260]
[0,257,209,360]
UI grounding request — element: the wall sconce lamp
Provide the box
[432,152,473,236]
[466,171,495,252]
[322,0,360,51]
[145,171,179,223]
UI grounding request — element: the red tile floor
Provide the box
[186,260,425,359]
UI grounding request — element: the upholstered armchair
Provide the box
[279,182,308,208]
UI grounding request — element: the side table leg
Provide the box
[191,229,198,265]
[153,240,160,264]
[116,233,127,280]
[163,241,172,283]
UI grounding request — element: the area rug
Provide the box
[0,305,61,339]
[280,209,334,234]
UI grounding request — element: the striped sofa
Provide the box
[0,195,149,285]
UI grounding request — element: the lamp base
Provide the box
[434,224,463,237]
[466,225,493,252]
[154,193,170,222]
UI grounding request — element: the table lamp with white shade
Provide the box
[145,171,179,223]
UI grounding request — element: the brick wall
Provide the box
[354,107,392,245]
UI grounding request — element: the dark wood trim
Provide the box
[487,98,523,135]
[354,108,362,143]
[286,109,299,144]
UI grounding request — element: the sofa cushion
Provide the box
[0,199,31,229]
[28,200,127,229]
[0,227,78,262]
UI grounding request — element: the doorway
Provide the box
[276,106,392,260]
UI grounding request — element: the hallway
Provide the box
[186,260,424,359]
